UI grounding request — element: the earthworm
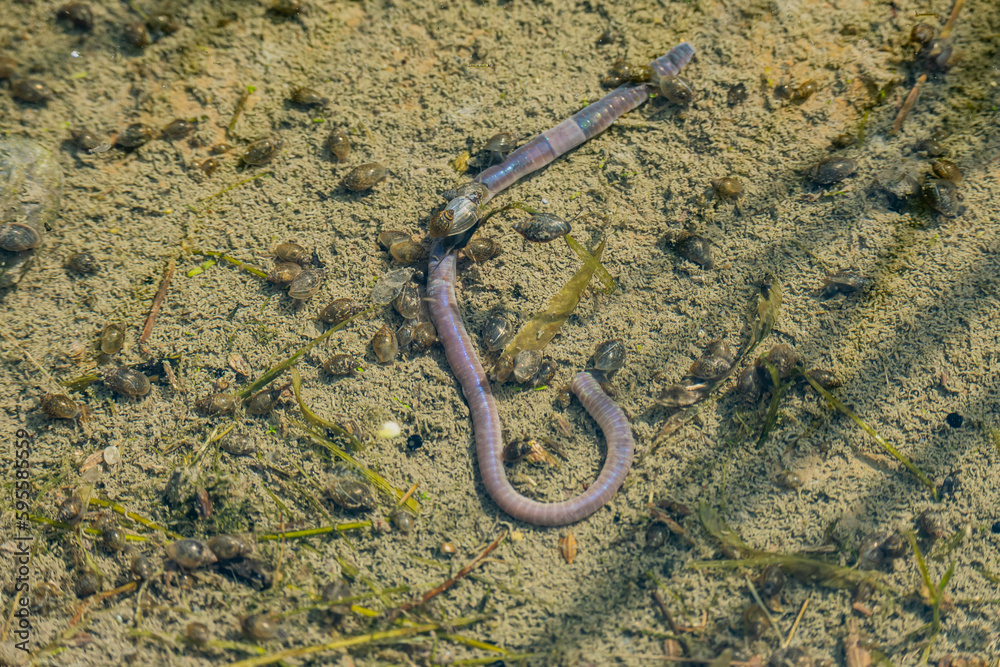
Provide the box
[427,248,635,525]
[428,42,694,525]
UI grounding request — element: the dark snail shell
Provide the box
[0,223,41,252]
[344,163,387,192]
[514,213,570,243]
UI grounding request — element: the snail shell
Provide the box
[0,223,41,252]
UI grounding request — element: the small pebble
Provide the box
[102,445,121,466]
[377,420,401,440]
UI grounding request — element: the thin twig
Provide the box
[385,530,508,622]
[0,325,57,389]
[939,0,964,39]
[139,257,176,352]
[650,590,679,633]
[890,74,927,136]
[783,598,809,648]
[396,482,419,508]
[68,581,137,627]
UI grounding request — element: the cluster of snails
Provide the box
[908,22,959,73]
[265,242,324,302]
[372,272,438,364]
[874,132,964,217]
[773,78,818,105]
[656,339,736,407]
[481,309,542,385]
[597,57,695,107]
[735,343,841,404]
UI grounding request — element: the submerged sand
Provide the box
[1,0,999,665]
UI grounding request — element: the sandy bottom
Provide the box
[1,0,999,665]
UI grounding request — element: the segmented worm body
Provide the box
[433,42,695,242]
[428,42,694,525]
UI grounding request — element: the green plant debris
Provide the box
[501,239,605,360]
[29,516,149,542]
[442,633,506,653]
[452,653,545,666]
[749,273,782,358]
[476,200,537,228]
[87,498,183,539]
[691,503,882,590]
[237,305,374,399]
[60,372,101,391]
[565,234,615,294]
[185,259,216,278]
[756,359,791,448]
[930,527,966,562]
[188,249,267,280]
[989,427,1000,456]
[190,170,274,213]
[290,367,363,450]
[642,276,782,466]
[222,615,488,667]
[804,372,938,499]
[293,419,420,513]
[905,530,955,661]
[228,86,255,133]
[259,521,371,541]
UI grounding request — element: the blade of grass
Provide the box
[756,359,790,448]
[289,367,362,450]
[292,419,420,513]
[222,615,488,667]
[87,498,183,539]
[804,373,937,499]
[237,305,374,399]
[258,522,371,541]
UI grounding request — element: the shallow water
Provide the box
[1,0,999,665]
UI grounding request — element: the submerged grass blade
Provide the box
[237,306,374,399]
[188,248,268,279]
[501,239,604,358]
[292,419,420,513]
[755,359,790,448]
[695,503,883,591]
[87,498,183,539]
[749,273,782,356]
[222,615,487,667]
[565,234,615,294]
[290,367,363,450]
[697,502,754,557]
[689,556,879,590]
[258,522,371,541]
[804,373,937,499]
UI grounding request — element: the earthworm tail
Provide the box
[428,245,635,525]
